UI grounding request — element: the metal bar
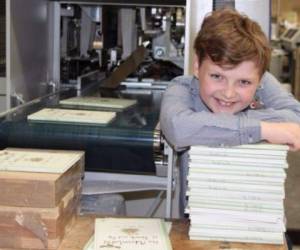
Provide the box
[0,90,60,119]
[166,142,174,218]
[102,46,147,89]
[85,171,169,186]
[6,0,10,109]
[145,190,164,217]
[51,0,186,7]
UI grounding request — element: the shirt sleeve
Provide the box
[244,72,300,123]
[160,73,300,151]
[159,77,260,151]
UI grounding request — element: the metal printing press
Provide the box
[0,0,271,218]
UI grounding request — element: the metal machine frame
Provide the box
[83,142,175,218]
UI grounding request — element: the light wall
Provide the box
[272,0,300,24]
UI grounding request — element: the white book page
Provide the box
[189,227,283,240]
[186,189,284,201]
[187,208,284,222]
[187,180,285,193]
[189,154,286,165]
[187,173,285,185]
[191,143,289,151]
[188,167,286,177]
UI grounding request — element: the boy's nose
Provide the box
[223,86,236,99]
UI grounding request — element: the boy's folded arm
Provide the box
[160,104,261,150]
[159,81,258,150]
[248,74,300,150]
[257,72,300,123]
[261,121,300,151]
[160,73,300,151]
[161,104,300,151]
[159,83,243,149]
[244,108,300,123]
[240,100,300,150]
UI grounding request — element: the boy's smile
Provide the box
[194,57,261,114]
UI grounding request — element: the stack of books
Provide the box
[186,143,289,244]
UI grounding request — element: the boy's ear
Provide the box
[193,55,200,77]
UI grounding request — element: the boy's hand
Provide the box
[261,122,300,151]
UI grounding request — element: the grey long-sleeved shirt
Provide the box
[160,72,300,151]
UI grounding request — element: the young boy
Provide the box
[160,8,300,152]
[159,8,300,221]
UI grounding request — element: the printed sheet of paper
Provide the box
[27,108,116,125]
[94,218,172,250]
[59,97,137,111]
[0,148,83,173]
[84,221,172,250]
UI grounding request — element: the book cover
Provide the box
[28,108,116,126]
[0,148,83,173]
[60,97,137,111]
[94,218,172,250]
[84,221,172,250]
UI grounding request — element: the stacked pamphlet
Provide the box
[186,143,289,244]
[28,108,116,126]
[59,97,137,111]
[0,148,83,173]
[84,218,172,250]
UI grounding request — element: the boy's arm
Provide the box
[242,72,300,151]
[160,80,260,150]
[261,122,300,151]
[160,74,300,151]
[244,72,300,123]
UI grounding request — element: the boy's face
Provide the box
[194,57,261,114]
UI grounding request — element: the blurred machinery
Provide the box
[269,26,300,95]
[281,27,300,51]
[57,2,185,88]
[1,0,186,218]
[279,27,300,99]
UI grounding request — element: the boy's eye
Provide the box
[239,80,251,86]
[210,74,222,80]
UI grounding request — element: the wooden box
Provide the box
[0,148,85,249]
[0,148,84,208]
[0,184,81,249]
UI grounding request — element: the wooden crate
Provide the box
[0,148,85,249]
[0,184,81,249]
[0,148,84,208]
